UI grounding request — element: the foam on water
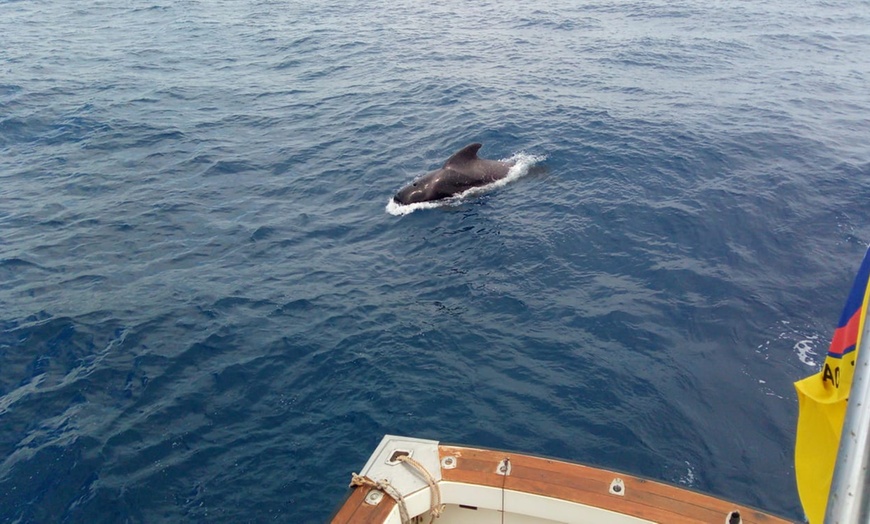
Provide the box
[385,152,546,216]
[795,336,820,367]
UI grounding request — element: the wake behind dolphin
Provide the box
[386,143,544,216]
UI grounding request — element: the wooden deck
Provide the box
[333,442,795,524]
[438,445,792,524]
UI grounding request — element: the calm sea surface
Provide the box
[2,0,869,522]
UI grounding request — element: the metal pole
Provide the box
[825,312,870,523]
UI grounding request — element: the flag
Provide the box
[794,245,870,523]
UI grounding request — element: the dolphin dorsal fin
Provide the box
[444,143,482,168]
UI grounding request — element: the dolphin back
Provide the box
[443,143,483,168]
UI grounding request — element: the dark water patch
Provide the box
[0,116,55,147]
[0,83,23,100]
[249,225,276,242]
[0,437,102,524]
[0,257,54,277]
[204,159,257,177]
[80,123,184,151]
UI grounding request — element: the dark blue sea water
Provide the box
[2,0,869,522]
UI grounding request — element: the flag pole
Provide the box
[825,295,870,523]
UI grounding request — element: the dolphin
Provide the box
[392,143,514,205]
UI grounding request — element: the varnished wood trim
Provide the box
[330,486,396,524]
[439,445,793,524]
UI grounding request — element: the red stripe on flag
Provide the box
[828,307,864,358]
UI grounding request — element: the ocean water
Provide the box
[2,0,869,522]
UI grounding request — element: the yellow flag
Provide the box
[794,246,870,523]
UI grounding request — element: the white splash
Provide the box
[675,460,697,487]
[795,335,819,367]
[385,151,546,216]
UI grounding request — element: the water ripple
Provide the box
[2,0,869,522]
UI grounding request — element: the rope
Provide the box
[349,473,411,524]
[397,455,445,523]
